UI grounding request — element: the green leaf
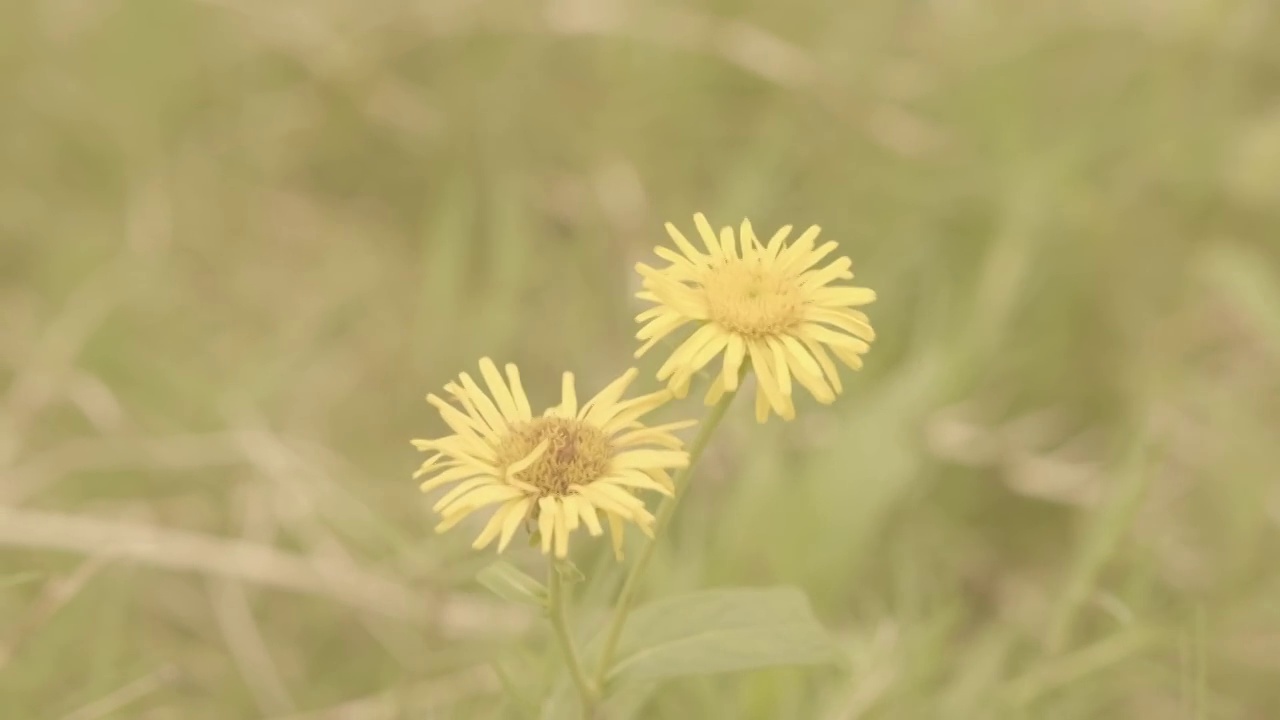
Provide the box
[554,559,585,585]
[476,561,547,607]
[606,586,842,681]
[542,677,657,720]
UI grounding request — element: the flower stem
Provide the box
[592,388,739,691]
[548,561,598,718]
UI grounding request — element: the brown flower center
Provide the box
[495,417,613,495]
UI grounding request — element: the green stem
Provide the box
[592,388,739,690]
[548,562,598,718]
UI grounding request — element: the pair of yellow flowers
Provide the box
[413,213,877,560]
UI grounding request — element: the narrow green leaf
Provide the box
[607,586,842,681]
[476,561,547,608]
[554,559,585,585]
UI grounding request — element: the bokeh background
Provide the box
[4,0,1280,718]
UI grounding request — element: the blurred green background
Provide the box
[3,0,1280,718]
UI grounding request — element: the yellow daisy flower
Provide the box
[413,359,693,560]
[634,212,877,422]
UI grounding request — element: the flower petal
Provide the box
[747,339,794,420]
[479,357,520,422]
[581,368,639,424]
[537,497,556,554]
[663,221,710,267]
[604,470,674,497]
[722,334,746,391]
[607,512,626,561]
[552,504,570,558]
[505,363,533,420]
[419,463,493,494]
[577,497,604,536]
[560,368,581,415]
[458,372,508,433]
[497,497,533,552]
[692,212,723,260]
[472,500,516,550]
[613,449,690,471]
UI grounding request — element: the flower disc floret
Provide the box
[495,417,612,496]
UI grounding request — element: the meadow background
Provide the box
[3,0,1280,718]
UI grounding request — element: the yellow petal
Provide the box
[803,337,843,394]
[605,471,674,497]
[560,372,578,417]
[719,225,737,259]
[766,336,793,397]
[656,323,720,381]
[588,483,648,515]
[561,495,581,532]
[747,340,793,420]
[692,212,722,259]
[805,307,876,342]
[599,390,675,434]
[429,475,493,510]
[613,449,689,471]
[793,241,841,277]
[426,394,493,444]
[831,344,867,371]
[412,453,444,479]
[810,286,877,307]
[553,505,570,558]
[479,357,520,422]
[780,335,834,404]
[457,372,508,433]
[704,374,727,406]
[653,247,703,278]
[739,219,758,261]
[434,506,474,534]
[722,334,746,392]
[683,330,731,376]
[663,221,710,267]
[497,497,532,552]
[572,484,636,517]
[612,420,696,449]
[577,497,604,536]
[581,368,640,424]
[763,224,792,261]
[670,372,692,400]
[505,439,549,481]
[472,500,515,550]
[505,363,533,420]
[607,512,626,561]
[648,469,676,494]
[419,463,491,493]
[537,497,556,554]
[799,256,853,289]
[777,225,821,272]
[798,323,872,353]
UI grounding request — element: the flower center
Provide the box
[495,417,613,496]
[702,260,803,337]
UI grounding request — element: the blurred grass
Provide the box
[3,0,1280,717]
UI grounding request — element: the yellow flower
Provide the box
[634,213,877,422]
[413,359,693,560]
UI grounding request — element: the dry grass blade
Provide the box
[0,505,526,634]
[265,666,497,720]
[59,665,179,720]
[0,554,116,670]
